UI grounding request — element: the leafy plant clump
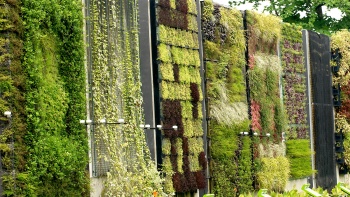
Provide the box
[286,139,314,179]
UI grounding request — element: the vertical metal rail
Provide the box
[242,10,255,190]
[84,0,97,177]
[138,0,157,162]
[302,30,316,188]
[149,0,163,169]
[197,0,208,195]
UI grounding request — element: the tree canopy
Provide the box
[230,0,350,35]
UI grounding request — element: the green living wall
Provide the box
[202,1,250,196]
[246,10,289,192]
[281,23,313,179]
[88,0,163,195]
[0,0,28,195]
[156,0,207,194]
[332,30,350,172]
[22,0,89,196]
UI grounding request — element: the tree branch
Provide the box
[269,0,279,16]
[315,3,325,20]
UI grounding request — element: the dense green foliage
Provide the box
[231,0,350,35]
[286,140,313,179]
[0,0,29,195]
[256,157,290,192]
[22,0,89,195]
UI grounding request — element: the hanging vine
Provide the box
[89,0,164,195]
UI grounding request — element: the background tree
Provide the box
[230,0,350,35]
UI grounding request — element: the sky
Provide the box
[212,0,343,20]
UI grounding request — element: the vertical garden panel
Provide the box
[331,30,350,174]
[153,0,206,194]
[22,0,89,196]
[0,0,26,196]
[86,0,163,195]
[245,10,290,192]
[202,1,250,196]
[281,23,313,179]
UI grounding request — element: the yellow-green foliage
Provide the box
[158,25,199,48]
[162,138,171,155]
[282,23,303,44]
[286,139,313,179]
[158,43,172,63]
[335,114,350,133]
[220,7,245,53]
[187,0,197,14]
[179,65,201,84]
[331,29,350,85]
[188,15,198,31]
[160,63,174,81]
[161,81,191,100]
[335,113,350,166]
[181,101,193,119]
[189,155,201,171]
[344,132,350,165]
[171,47,200,67]
[256,157,290,192]
[170,0,175,9]
[202,0,214,20]
[192,120,203,137]
[188,137,203,155]
[246,10,281,46]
